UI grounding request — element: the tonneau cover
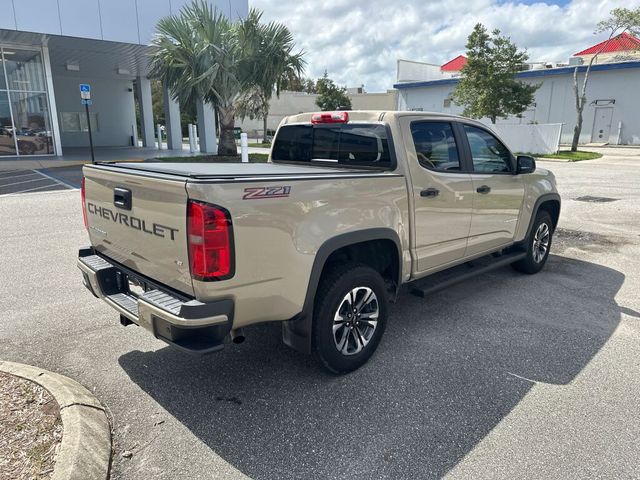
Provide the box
[96,161,391,179]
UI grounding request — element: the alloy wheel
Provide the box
[332,286,379,356]
[533,222,551,263]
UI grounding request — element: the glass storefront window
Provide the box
[3,48,46,92]
[0,53,6,90]
[10,91,54,155]
[0,91,17,156]
[0,46,53,157]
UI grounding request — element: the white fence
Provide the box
[484,123,563,155]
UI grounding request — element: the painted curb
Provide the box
[0,361,111,480]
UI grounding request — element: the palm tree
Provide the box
[237,10,306,142]
[150,1,244,155]
[150,2,305,155]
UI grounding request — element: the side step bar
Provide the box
[410,251,526,298]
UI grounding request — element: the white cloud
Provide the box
[250,0,640,91]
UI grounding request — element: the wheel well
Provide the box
[539,200,560,229]
[321,239,400,297]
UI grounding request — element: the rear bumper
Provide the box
[77,247,233,354]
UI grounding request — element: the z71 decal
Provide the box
[243,186,291,200]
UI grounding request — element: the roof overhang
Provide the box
[393,60,640,90]
[0,29,153,79]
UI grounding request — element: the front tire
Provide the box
[313,263,388,374]
[512,210,554,274]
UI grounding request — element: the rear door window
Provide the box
[410,122,461,172]
[272,124,392,168]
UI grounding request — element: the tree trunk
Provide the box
[572,49,598,152]
[218,106,237,156]
[263,114,268,144]
[490,115,496,124]
[571,108,583,153]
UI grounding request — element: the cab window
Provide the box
[463,125,513,173]
[271,124,392,168]
[410,122,461,172]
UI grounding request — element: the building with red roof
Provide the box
[573,32,640,64]
[440,55,468,72]
[394,34,640,145]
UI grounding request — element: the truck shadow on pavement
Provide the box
[118,255,624,479]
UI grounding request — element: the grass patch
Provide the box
[248,142,271,148]
[534,150,603,162]
[156,153,269,163]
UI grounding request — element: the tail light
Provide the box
[187,200,234,281]
[311,111,349,124]
[81,177,88,230]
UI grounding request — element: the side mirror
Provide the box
[516,155,536,174]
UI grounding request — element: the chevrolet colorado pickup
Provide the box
[78,111,560,373]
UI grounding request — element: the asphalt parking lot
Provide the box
[0,169,75,195]
[1,153,639,479]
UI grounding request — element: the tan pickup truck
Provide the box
[78,111,560,373]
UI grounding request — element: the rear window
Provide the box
[271,124,393,168]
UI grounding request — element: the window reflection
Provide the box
[3,49,46,92]
[0,52,6,90]
[0,47,53,156]
[10,92,54,155]
[0,91,17,156]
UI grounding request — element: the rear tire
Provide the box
[313,263,388,374]
[512,210,554,274]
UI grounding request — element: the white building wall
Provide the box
[396,65,640,145]
[238,92,319,134]
[52,75,137,148]
[351,91,397,111]
[397,60,449,82]
[238,90,398,135]
[1,0,248,45]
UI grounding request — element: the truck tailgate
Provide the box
[83,166,193,296]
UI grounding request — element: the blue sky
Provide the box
[252,0,640,91]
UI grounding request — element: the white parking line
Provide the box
[0,177,50,188]
[0,172,41,181]
[33,169,75,189]
[1,188,75,198]
[14,183,67,194]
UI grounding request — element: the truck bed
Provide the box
[82,161,406,301]
[94,161,395,180]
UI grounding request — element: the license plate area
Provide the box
[127,276,147,298]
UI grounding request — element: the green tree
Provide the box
[570,7,640,151]
[236,88,269,136]
[149,1,304,155]
[236,9,305,142]
[316,72,352,111]
[281,76,317,93]
[452,24,539,124]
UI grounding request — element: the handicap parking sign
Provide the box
[79,84,91,100]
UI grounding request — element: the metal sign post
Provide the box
[79,84,95,163]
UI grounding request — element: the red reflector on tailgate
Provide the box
[187,200,234,281]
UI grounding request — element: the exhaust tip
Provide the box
[230,328,245,344]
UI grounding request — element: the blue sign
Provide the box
[82,99,93,106]
[79,84,91,92]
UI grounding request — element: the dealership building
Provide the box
[0,0,248,160]
[395,34,640,145]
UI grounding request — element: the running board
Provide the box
[410,251,526,298]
